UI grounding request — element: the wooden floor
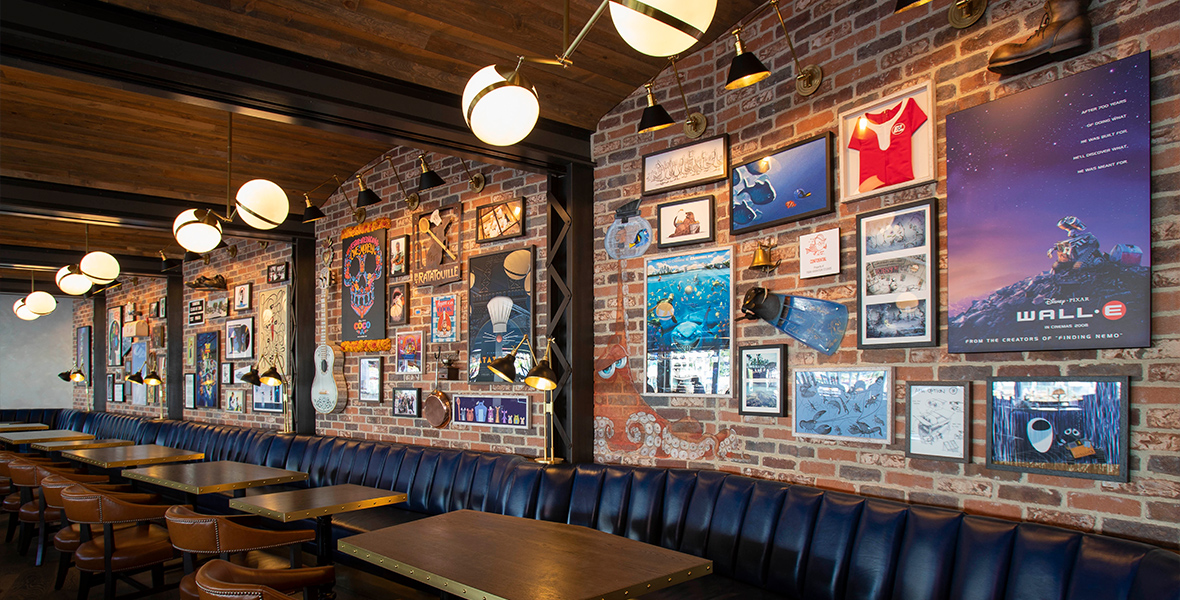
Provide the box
[0,529,440,600]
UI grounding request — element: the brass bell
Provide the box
[749,243,781,272]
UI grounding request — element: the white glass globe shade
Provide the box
[13,298,38,321]
[56,265,93,295]
[173,209,223,253]
[462,65,540,147]
[608,0,716,57]
[236,179,289,230]
[80,251,121,285]
[25,291,56,316]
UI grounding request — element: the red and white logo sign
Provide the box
[892,123,906,135]
[1102,301,1126,320]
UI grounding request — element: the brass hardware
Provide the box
[949,0,987,28]
[749,243,781,272]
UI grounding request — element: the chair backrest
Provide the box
[60,484,174,524]
[195,559,310,600]
[164,505,312,555]
[40,475,154,510]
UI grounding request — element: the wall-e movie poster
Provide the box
[947,52,1150,353]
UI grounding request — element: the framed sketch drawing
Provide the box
[906,382,970,462]
[359,357,382,402]
[113,383,124,404]
[738,344,786,416]
[220,362,232,385]
[256,287,289,384]
[731,133,834,235]
[392,387,420,417]
[641,134,729,196]
[476,198,526,243]
[656,196,714,249]
[791,367,892,443]
[838,81,936,202]
[857,199,937,349]
[106,374,114,403]
[183,373,196,409]
[207,297,229,319]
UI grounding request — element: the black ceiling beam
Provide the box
[0,0,594,174]
[1,244,165,278]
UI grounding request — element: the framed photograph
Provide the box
[267,262,290,283]
[390,234,410,278]
[184,336,196,368]
[149,302,159,318]
[641,134,729,196]
[392,387,420,417]
[252,384,284,413]
[800,227,841,279]
[656,195,714,248]
[731,133,834,235]
[233,283,252,311]
[221,362,233,385]
[359,357,382,402]
[158,296,167,318]
[838,80,936,202]
[476,197,526,243]
[76,326,91,384]
[906,382,970,462]
[207,297,229,319]
[452,395,529,428]
[232,365,252,384]
[856,199,937,349]
[225,389,245,413]
[224,317,254,360]
[791,367,892,443]
[187,312,205,326]
[986,376,1129,482]
[105,374,114,402]
[124,380,133,402]
[644,247,732,396]
[395,330,423,375]
[738,345,786,416]
[188,300,204,314]
[106,306,123,366]
[389,283,409,327]
[195,332,219,408]
[113,383,124,404]
[183,373,196,409]
[431,294,459,344]
[469,248,534,383]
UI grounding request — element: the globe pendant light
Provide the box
[56,265,93,295]
[462,63,540,147]
[608,0,717,57]
[236,179,289,230]
[13,297,38,321]
[79,251,121,285]
[173,208,223,253]
[25,290,57,316]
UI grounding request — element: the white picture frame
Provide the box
[837,81,936,202]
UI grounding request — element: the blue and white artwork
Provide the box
[252,384,284,413]
[644,247,732,396]
[731,133,832,235]
[452,395,529,429]
[130,341,147,406]
[792,368,892,443]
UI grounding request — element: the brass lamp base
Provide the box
[468,173,486,193]
[796,64,823,96]
[534,457,565,465]
[949,0,987,29]
[684,112,708,139]
[405,192,421,210]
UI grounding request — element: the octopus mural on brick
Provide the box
[594,264,739,463]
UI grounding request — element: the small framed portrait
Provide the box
[220,362,233,384]
[838,81,936,203]
[791,367,892,443]
[224,317,254,360]
[738,344,786,416]
[225,389,245,413]
[389,283,409,327]
[395,330,423,375]
[149,301,159,318]
[476,197,526,243]
[233,283,252,311]
[392,387,420,417]
[359,357,382,402]
[390,234,410,278]
[183,373,196,409]
[206,297,229,319]
[856,198,937,349]
[267,262,290,283]
[158,296,167,318]
[906,382,971,463]
[656,195,714,249]
[731,132,833,235]
[641,134,729,196]
[105,373,114,402]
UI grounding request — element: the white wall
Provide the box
[0,292,76,409]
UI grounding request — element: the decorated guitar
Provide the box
[311,244,347,414]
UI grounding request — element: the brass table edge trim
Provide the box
[124,471,200,493]
[124,468,303,495]
[338,539,508,600]
[32,441,132,451]
[231,493,408,523]
[603,561,713,600]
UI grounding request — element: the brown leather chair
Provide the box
[194,559,335,600]
[165,505,317,600]
[60,484,180,600]
[1,453,65,543]
[9,460,108,564]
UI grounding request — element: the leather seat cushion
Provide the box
[3,492,21,512]
[74,523,174,572]
[179,572,199,600]
[54,523,134,553]
[644,575,778,599]
[19,502,61,523]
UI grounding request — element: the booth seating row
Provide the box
[8,409,1178,600]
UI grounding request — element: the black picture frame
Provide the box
[737,344,786,416]
[656,195,715,249]
[985,376,1130,482]
[856,198,938,349]
[390,234,410,278]
[641,134,729,196]
[106,373,114,402]
[233,283,252,311]
[220,362,232,384]
[730,132,833,235]
[392,387,421,417]
[906,381,971,463]
[389,283,409,327]
[476,197,526,243]
[267,262,290,283]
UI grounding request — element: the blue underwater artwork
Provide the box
[792,369,892,443]
[645,248,732,395]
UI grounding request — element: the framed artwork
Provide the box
[232,365,252,384]
[149,302,159,318]
[413,208,462,287]
[221,362,233,385]
[130,341,148,405]
[476,197,525,243]
[392,387,420,417]
[641,134,729,196]
[233,283,252,311]
[187,313,205,326]
[359,357,382,402]
[106,306,123,366]
[256,287,289,379]
[266,262,290,283]
[158,296,167,318]
[195,332,219,408]
[656,195,714,249]
[986,376,1129,482]
[225,389,245,413]
[468,248,534,383]
[948,53,1151,354]
[188,300,205,314]
[838,81,936,202]
[431,294,459,344]
[124,380,133,402]
[389,283,409,327]
[644,247,732,396]
[731,133,834,235]
[252,384,284,413]
[390,234,410,278]
[184,373,196,409]
[341,219,388,343]
[152,324,166,348]
[791,367,892,443]
[800,227,841,279]
[395,330,423,375]
[76,326,91,384]
[224,317,254,360]
[856,198,937,349]
[906,382,970,463]
[105,374,114,403]
[738,344,786,416]
[207,297,229,319]
[184,336,196,368]
[113,383,124,404]
[452,395,529,429]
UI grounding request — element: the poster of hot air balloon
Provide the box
[468,247,534,383]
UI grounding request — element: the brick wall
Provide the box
[591,0,1179,548]
[72,295,93,410]
[314,147,551,458]
[79,276,168,419]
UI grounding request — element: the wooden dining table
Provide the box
[63,444,204,469]
[0,423,49,433]
[0,429,93,450]
[124,460,308,503]
[32,438,134,458]
[338,510,713,600]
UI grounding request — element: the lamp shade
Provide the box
[462,65,540,147]
[143,371,162,386]
[260,366,284,386]
[58,371,72,382]
[236,179,289,230]
[126,372,144,385]
[70,369,87,383]
[524,360,558,391]
[486,353,518,383]
[417,165,446,193]
[895,0,934,11]
[25,290,57,316]
[639,85,676,133]
[56,265,94,295]
[725,50,771,90]
[173,209,223,253]
[80,251,121,285]
[241,366,262,386]
[302,204,327,223]
[608,0,716,57]
[356,186,382,209]
[13,298,38,321]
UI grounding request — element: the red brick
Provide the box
[1068,493,1143,517]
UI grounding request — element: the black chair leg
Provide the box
[151,564,164,589]
[17,521,33,555]
[54,550,71,590]
[76,570,93,600]
[34,520,50,566]
[103,570,117,600]
[5,512,17,542]
[289,544,301,567]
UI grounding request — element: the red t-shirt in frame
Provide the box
[848,97,927,193]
